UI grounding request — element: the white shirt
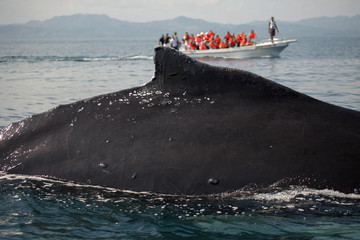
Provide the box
[172,37,178,47]
[269,20,277,30]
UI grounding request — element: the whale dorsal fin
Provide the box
[151,46,302,99]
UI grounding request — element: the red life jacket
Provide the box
[189,42,197,50]
[225,33,231,40]
[228,39,236,47]
[200,43,207,50]
[209,42,219,49]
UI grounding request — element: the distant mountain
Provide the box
[298,15,360,34]
[0,14,142,39]
[0,14,359,40]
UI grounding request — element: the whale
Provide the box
[1,47,360,195]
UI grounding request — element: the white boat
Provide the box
[180,38,297,59]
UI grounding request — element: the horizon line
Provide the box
[2,13,360,26]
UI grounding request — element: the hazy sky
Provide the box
[1,0,359,25]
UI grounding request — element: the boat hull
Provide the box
[180,39,296,59]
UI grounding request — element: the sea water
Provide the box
[0,36,360,239]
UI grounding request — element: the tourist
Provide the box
[214,35,221,44]
[195,34,202,48]
[158,34,164,46]
[199,41,208,50]
[209,40,218,49]
[248,30,257,44]
[208,30,214,38]
[235,34,242,46]
[222,40,229,48]
[183,32,190,45]
[203,32,210,42]
[225,31,231,41]
[188,39,197,50]
[164,33,170,47]
[219,40,226,49]
[170,35,178,50]
[228,36,236,48]
[174,32,180,49]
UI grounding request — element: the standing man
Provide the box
[268,17,279,44]
[158,34,165,46]
[171,32,179,50]
[164,33,170,47]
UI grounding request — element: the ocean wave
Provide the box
[1,174,359,240]
[1,173,359,217]
[0,55,153,63]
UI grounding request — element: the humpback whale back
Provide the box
[1,47,360,195]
